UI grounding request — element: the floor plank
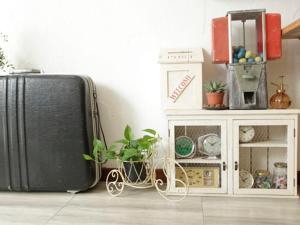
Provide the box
[47,186,204,225]
[202,196,300,225]
[0,184,300,225]
[0,192,73,225]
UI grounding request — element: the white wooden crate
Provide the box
[159,48,203,110]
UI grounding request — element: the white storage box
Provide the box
[159,48,204,110]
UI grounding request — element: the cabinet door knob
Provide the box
[235,161,239,171]
[223,162,226,171]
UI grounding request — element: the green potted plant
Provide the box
[83,125,160,183]
[205,81,226,106]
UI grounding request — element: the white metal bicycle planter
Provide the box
[105,155,188,201]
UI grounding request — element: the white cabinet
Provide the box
[166,109,299,198]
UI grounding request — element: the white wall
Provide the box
[1,0,300,168]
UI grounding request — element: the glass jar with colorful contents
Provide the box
[273,162,287,189]
[253,170,272,189]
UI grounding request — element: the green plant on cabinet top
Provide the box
[205,81,226,93]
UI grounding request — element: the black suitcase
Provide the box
[0,74,102,192]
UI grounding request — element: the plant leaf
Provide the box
[143,129,156,136]
[140,142,151,149]
[93,147,102,159]
[108,144,116,151]
[120,148,139,161]
[115,139,129,145]
[141,135,158,145]
[129,139,138,148]
[92,140,104,158]
[212,81,217,90]
[124,125,133,141]
[142,135,154,140]
[105,150,116,160]
[83,154,93,161]
[206,81,226,92]
[93,139,104,149]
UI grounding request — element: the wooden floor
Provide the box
[0,183,300,225]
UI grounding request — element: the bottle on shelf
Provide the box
[270,76,291,109]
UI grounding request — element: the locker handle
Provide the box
[222,162,226,171]
[235,161,239,171]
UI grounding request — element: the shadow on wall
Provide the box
[94,83,137,168]
[267,40,300,109]
[202,49,227,105]
[94,83,168,168]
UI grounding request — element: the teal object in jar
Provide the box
[254,170,272,189]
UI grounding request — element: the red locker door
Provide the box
[257,13,282,60]
[212,17,229,64]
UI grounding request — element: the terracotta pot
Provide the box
[206,92,224,105]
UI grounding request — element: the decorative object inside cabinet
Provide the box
[176,163,221,188]
[238,125,288,190]
[239,125,287,144]
[175,125,221,160]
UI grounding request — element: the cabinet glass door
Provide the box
[169,120,227,194]
[233,120,295,196]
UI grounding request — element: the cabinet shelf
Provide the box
[239,140,287,148]
[176,157,221,164]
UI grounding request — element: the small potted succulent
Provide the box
[83,125,160,183]
[205,81,226,107]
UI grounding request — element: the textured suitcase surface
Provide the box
[0,75,99,191]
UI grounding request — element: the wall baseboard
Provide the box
[101,167,167,182]
[102,168,300,186]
